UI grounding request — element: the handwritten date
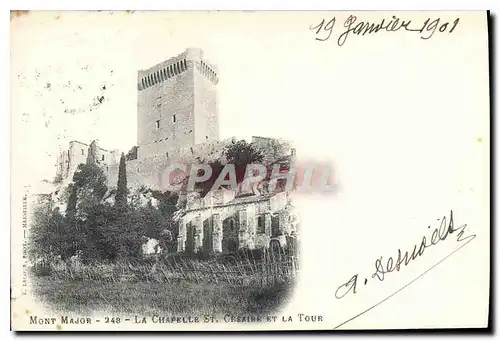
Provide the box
[310,15,460,46]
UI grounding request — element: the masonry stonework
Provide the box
[54,48,299,253]
[55,140,120,184]
[136,48,219,160]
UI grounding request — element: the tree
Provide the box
[223,140,264,183]
[53,173,63,185]
[72,163,108,202]
[70,163,108,220]
[115,153,128,207]
[150,190,180,252]
[82,204,121,261]
[223,140,264,167]
[28,197,60,261]
[66,183,78,215]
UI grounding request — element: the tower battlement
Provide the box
[136,48,219,160]
[137,48,218,90]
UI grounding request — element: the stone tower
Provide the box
[136,48,219,160]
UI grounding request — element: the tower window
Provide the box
[101,155,105,161]
[81,149,84,155]
[155,120,160,129]
[172,115,176,123]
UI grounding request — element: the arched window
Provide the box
[228,218,235,231]
[271,214,280,237]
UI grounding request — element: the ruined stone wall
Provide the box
[56,141,119,182]
[57,136,235,195]
[177,191,293,253]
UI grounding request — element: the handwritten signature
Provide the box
[310,15,460,47]
[333,210,476,328]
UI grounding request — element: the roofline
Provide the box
[69,140,111,152]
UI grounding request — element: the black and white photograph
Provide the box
[10,10,490,331]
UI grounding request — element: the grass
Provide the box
[31,249,299,317]
[33,276,293,316]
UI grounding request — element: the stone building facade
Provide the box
[178,189,299,254]
[55,140,120,183]
[54,48,299,253]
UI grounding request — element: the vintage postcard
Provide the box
[10,10,490,331]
